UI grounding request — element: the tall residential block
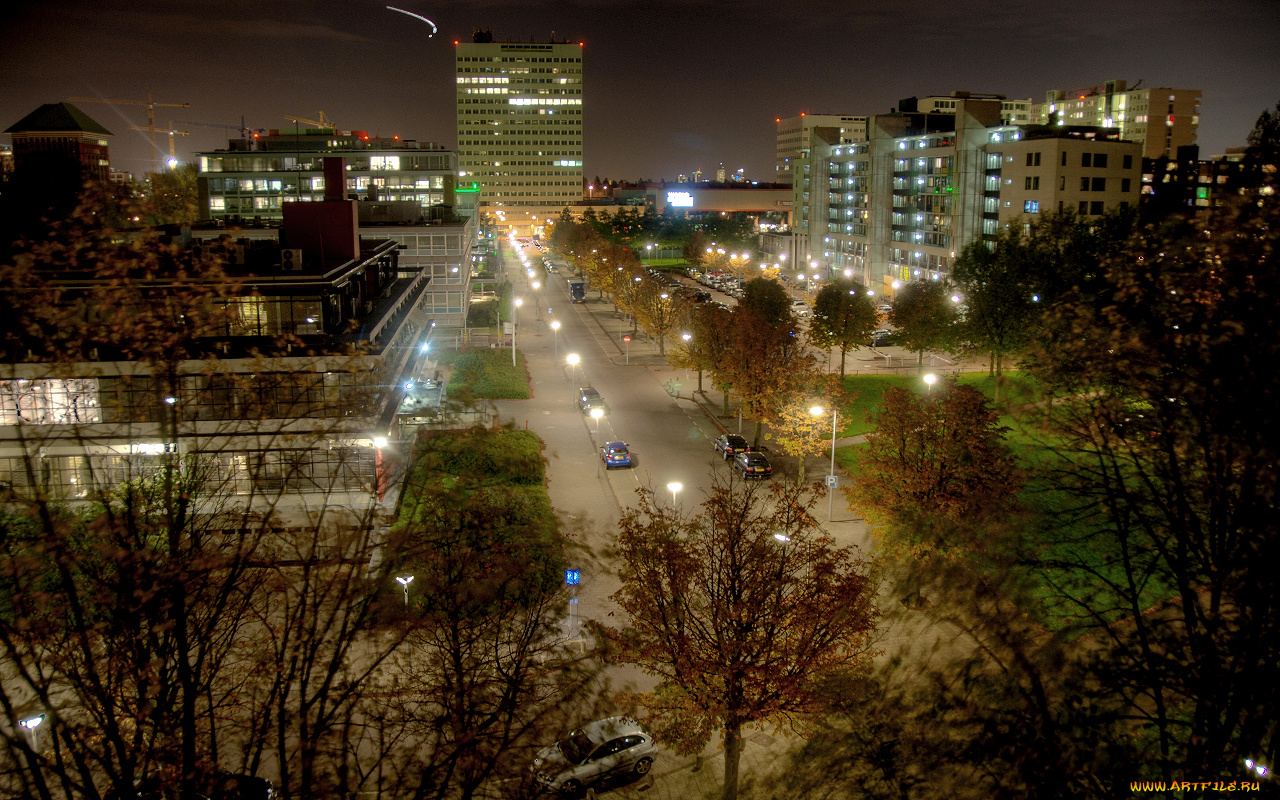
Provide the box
[1031,79,1201,159]
[455,35,584,237]
[775,114,867,185]
[779,94,1140,293]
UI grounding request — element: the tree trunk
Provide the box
[797,453,806,485]
[988,350,995,376]
[698,369,704,394]
[839,344,848,378]
[722,390,730,417]
[917,349,924,375]
[721,721,744,800]
[752,418,763,449]
[658,333,665,356]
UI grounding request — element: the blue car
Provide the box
[600,441,633,469]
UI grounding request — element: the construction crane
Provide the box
[283,111,335,129]
[129,121,188,168]
[173,118,267,140]
[66,91,190,174]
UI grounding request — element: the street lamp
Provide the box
[667,481,683,507]
[396,575,414,607]
[512,297,523,366]
[811,405,839,521]
[550,319,561,358]
[567,352,580,386]
[20,714,44,752]
[590,406,604,433]
[924,373,937,393]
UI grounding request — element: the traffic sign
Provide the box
[623,335,631,343]
[565,569,581,586]
[825,475,839,488]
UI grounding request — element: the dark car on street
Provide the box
[731,451,773,479]
[578,387,608,415]
[713,433,753,460]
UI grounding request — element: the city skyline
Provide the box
[3,0,1277,181]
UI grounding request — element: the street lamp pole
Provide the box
[396,575,414,607]
[812,405,839,521]
[20,714,44,753]
[511,297,522,367]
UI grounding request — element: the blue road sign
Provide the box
[565,569,581,586]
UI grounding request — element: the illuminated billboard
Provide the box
[667,191,694,207]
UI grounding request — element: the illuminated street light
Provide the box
[667,481,683,507]
[396,575,414,607]
[567,352,580,386]
[924,373,938,393]
[20,714,44,752]
[550,319,561,358]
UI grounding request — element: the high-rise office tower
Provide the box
[455,33,583,237]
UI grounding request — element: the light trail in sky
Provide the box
[386,6,436,36]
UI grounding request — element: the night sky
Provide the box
[3,0,1278,182]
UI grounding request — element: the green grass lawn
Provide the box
[439,348,531,399]
[832,372,1172,632]
[390,428,562,606]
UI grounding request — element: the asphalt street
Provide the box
[480,249,985,795]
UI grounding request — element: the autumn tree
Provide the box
[810,277,879,378]
[1024,194,1280,784]
[670,303,733,399]
[599,480,880,800]
[713,305,815,447]
[683,230,711,266]
[738,276,791,327]
[631,278,684,355]
[377,427,596,800]
[139,163,200,227]
[0,198,280,799]
[765,376,847,485]
[848,379,1021,560]
[891,280,957,374]
[950,231,1038,400]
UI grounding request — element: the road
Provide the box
[481,248,978,796]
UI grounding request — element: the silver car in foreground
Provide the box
[532,716,658,793]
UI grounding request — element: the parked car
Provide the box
[532,717,659,794]
[877,304,893,314]
[871,329,892,347]
[713,433,752,460]
[578,387,608,415]
[731,451,773,479]
[600,441,633,469]
[790,298,812,317]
